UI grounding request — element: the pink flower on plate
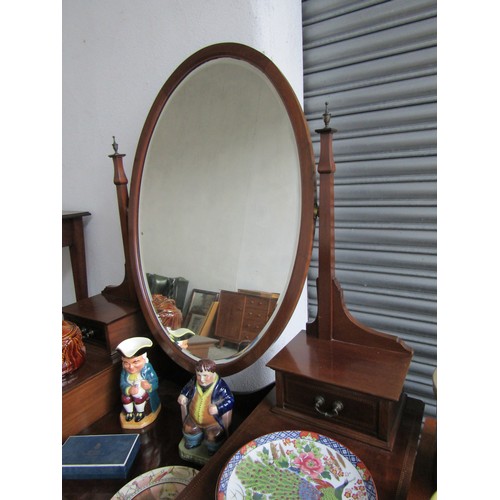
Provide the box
[294,452,324,478]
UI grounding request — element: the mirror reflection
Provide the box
[138,58,302,362]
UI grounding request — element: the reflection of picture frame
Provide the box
[183,289,219,334]
[199,301,219,337]
[186,313,206,334]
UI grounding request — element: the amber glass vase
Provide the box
[62,319,86,376]
[151,294,183,329]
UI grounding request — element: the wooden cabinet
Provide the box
[62,294,148,440]
[62,293,148,356]
[62,343,121,441]
[214,290,278,347]
[268,331,409,451]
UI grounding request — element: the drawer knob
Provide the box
[314,395,344,418]
[79,325,96,339]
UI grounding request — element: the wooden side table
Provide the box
[63,210,91,301]
[186,335,219,358]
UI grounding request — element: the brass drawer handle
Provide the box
[314,395,344,418]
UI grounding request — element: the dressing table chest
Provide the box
[62,43,430,499]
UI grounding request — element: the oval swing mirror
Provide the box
[128,43,315,376]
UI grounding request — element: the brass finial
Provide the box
[109,136,125,159]
[315,102,337,134]
[322,102,331,127]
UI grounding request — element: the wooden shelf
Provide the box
[62,293,148,355]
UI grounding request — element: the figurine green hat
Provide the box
[116,337,153,358]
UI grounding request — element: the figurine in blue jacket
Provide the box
[117,337,161,424]
[178,358,234,455]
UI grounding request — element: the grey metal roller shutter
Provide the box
[302,0,437,417]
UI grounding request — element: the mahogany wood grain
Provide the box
[268,324,412,450]
[306,118,412,355]
[266,111,419,454]
[62,343,121,441]
[268,330,411,401]
[101,150,137,302]
[62,293,148,354]
[62,211,91,301]
[314,125,336,339]
[408,417,437,499]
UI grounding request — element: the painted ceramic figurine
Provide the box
[116,337,161,429]
[178,358,234,456]
[167,327,195,349]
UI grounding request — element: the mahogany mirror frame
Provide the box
[128,43,316,376]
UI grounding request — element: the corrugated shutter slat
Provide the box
[302,0,437,418]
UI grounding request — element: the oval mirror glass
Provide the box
[129,44,314,375]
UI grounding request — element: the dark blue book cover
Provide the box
[62,434,141,479]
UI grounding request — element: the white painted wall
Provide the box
[62,0,307,391]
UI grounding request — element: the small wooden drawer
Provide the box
[62,294,148,355]
[241,314,268,335]
[241,324,264,338]
[243,307,267,321]
[273,371,405,450]
[268,331,410,451]
[245,297,269,309]
[282,375,379,435]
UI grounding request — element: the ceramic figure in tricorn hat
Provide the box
[116,336,161,429]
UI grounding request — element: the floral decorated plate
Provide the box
[112,465,198,500]
[217,430,377,499]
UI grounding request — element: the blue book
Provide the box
[62,434,141,480]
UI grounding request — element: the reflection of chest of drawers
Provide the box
[214,290,278,347]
